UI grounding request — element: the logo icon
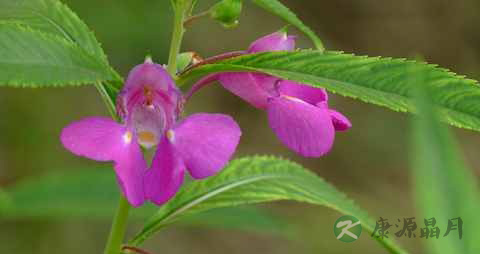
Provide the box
[334,215,362,242]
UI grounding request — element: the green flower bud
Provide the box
[210,0,242,28]
[176,52,202,73]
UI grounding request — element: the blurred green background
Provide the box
[1,0,480,253]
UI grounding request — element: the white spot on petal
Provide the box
[166,130,175,143]
[123,131,133,144]
[282,95,308,104]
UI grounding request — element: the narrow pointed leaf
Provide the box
[412,82,480,253]
[251,0,324,50]
[0,24,114,87]
[179,50,480,132]
[130,156,407,254]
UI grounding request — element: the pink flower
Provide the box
[188,31,351,157]
[61,58,241,206]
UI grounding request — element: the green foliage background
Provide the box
[1,0,479,253]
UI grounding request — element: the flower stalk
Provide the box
[96,80,133,254]
[104,196,131,254]
[94,82,133,254]
[167,0,190,76]
[94,81,133,254]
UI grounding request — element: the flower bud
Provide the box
[210,0,242,28]
[176,52,203,73]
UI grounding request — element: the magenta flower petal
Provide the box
[121,61,177,101]
[145,137,185,205]
[329,109,352,131]
[60,117,146,206]
[114,138,147,207]
[60,117,128,161]
[169,113,241,179]
[116,60,181,130]
[248,31,296,53]
[267,97,335,157]
[218,73,274,109]
[277,80,328,104]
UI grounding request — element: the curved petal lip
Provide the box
[267,97,335,157]
[329,109,352,131]
[114,138,147,207]
[145,137,185,205]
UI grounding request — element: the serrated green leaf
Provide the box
[0,0,122,91]
[412,79,480,253]
[0,23,114,87]
[129,156,407,254]
[179,50,480,132]
[0,168,288,237]
[251,0,324,51]
[0,0,106,62]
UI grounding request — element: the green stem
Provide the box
[183,10,210,28]
[103,196,131,254]
[94,82,131,254]
[166,0,189,76]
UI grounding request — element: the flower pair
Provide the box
[61,31,351,207]
[61,59,241,206]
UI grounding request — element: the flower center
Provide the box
[138,131,156,144]
[131,102,166,149]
